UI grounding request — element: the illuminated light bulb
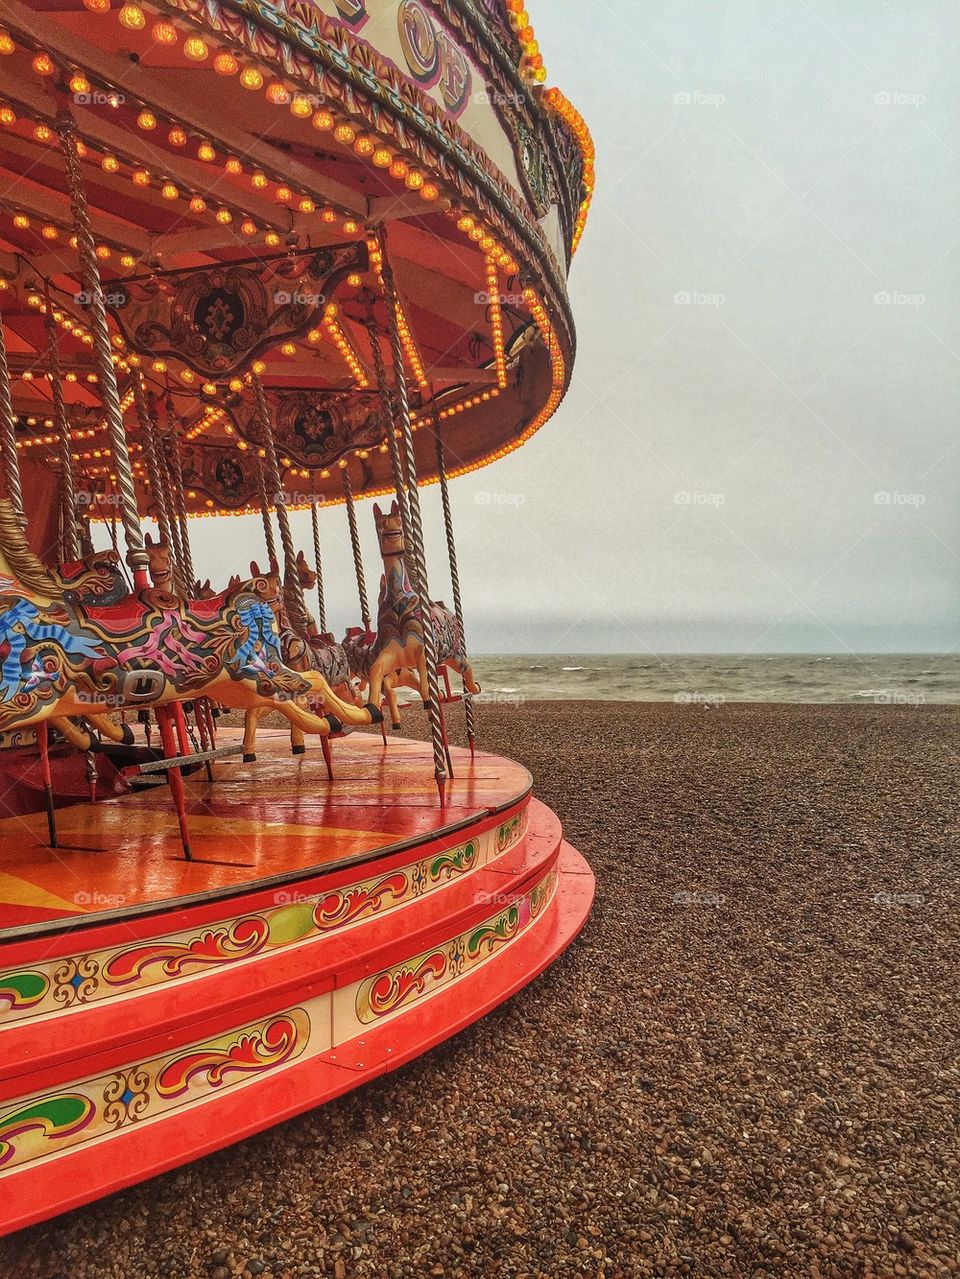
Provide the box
[470,225,485,241]
[265,82,289,106]
[202,382,216,395]
[118,4,145,30]
[372,147,392,168]
[240,219,256,235]
[276,186,293,202]
[34,124,53,142]
[0,107,15,125]
[180,369,194,382]
[251,171,268,189]
[389,159,408,180]
[480,235,495,250]
[132,169,150,186]
[12,215,28,230]
[213,52,238,76]
[137,109,157,130]
[324,303,339,319]
[264,231,280,247]
[307,328,321,343]
[101,154,120,172]
[239,65,263,90]
[290,95,312,118]
[312,110,334,131]
[161,183,178,200]
[183,35,208,61]
[41,225,59,240]
[321,209,336,223]
[225,157,243,175]
[405,170,424,190]
[95,244,111,258]
[69,72,90,94]
[280,342,296,356]
[32,52,55,75]
[229,377,243,392]
[457,215,475,232]
[251,359,266,375]
[298,198,315,213]
[197,142,216,162]
[77,140,88,157]
[121,253,136,267]
[168,127,187,146]
[152,20,177,45]
[420,183,439,201]
[354,136,375,157]
[65,372,77,383]
[343,220,358,234]
[215,208,232,224]
[347,273,362,287]
[189,196,206,213]
[333,123,355,145]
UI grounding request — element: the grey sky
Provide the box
[116,1,960,654]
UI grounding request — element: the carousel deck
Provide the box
[0,729,531,937]
[0,729,593,1234]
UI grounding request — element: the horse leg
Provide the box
[290,722,306,756]
[155,705,192,861]
[243,708,263,762]
[84,713,134,746]
[383,676,401,732]
[51,715,95,752]
[35,720,57,848]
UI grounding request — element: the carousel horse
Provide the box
[0,501,381,765]
[144,532,175,592]
[365,502,480,728]
[193,578,216,599]
[54,550,128,606]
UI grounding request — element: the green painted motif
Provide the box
[0,971,49,1008]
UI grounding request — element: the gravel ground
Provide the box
[4,701,959,1278]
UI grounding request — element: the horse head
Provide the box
[373,501,404,558]
[144,533,174,589]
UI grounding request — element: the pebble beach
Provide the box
[4,701,958,1278]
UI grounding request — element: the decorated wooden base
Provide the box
[0,732,594,1235]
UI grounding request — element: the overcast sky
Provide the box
[132,1,960,654]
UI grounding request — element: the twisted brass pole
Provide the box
[342,466,371,632]
[255,452,278,568]
[377,229,447,792]
[57,112,147,584]
[367,321,411,542]
[165,419,194,588]
[310,494,328,633]
[434,418,476,751]
[135,377,184,594]
[43,294,79,562]
[0,311,24,525]
[252,374,308,631]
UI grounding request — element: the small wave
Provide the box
[562,666,587,672]
[853,689,888,697]
[496,687,520,694]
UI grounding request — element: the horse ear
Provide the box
[373,502,382,521]
[269,556,279,576]
[145,532,154,547]
[250,560,260,576]
[390,500,399,516]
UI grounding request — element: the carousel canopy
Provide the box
[0,0,593,521]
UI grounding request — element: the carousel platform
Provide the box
[0,729,594,1235]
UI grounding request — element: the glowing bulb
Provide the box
[189,196,206,213]
[151,21,178,45]
[101,155,120,172]
[118,4,145,31]
[264,231,280,247]
[197,142,216,162]
[266,82,289,106]
[276,186,292,202]
[215,207,232,224]
[34,124,53,142]
[213,52,238,76]
[32,53,55,75]
[168,127,187,146]
[252,360,266,374]
[372,148,392,168]
[298,198,315,213]
[95,244,111,258]
[161,183,178,200]
[69,72,90,94]
[41,224,59,240]
[240,219,256,235]
[132,169,150,186]
[354,136,374,157]
[0,31,14,55]
[121,253,136,267]
[312,110,334,131]
[183,35,208,61]
[333,123,355,145]
[239,66,263,90]
[137,110,157,130]
[0,107,15,126]
[289,95,312,118]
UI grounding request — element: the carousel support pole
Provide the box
[251,376,308,631]
[85,749,98,804]
[377,230,448,801]
[320,734,335,782]
[44,288,79,562]
[342,467,371,632]
[135,377,184,594]
[434,418,477,755]
[0,311,24,525]
[155,705,192,861]
[35,722,58,847]
[367,321,411,543]
[256,454,278,569]
[57,111,149,589]
[309,493,328,632]
[165,407,195,589]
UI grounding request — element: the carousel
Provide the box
[0,0,595,1233]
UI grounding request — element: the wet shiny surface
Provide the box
[0,729,530,935]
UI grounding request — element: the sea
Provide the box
[471,655,960,704]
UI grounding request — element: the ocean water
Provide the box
[471,655,960,704]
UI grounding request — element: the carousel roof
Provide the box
[0,0,593,519]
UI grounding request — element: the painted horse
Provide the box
[365,502,479,727]
[54,550,127,607]
[0,502,380,758]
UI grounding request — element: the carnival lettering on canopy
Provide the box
[397,0,472,117]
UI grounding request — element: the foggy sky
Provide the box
[112,2,960,654]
